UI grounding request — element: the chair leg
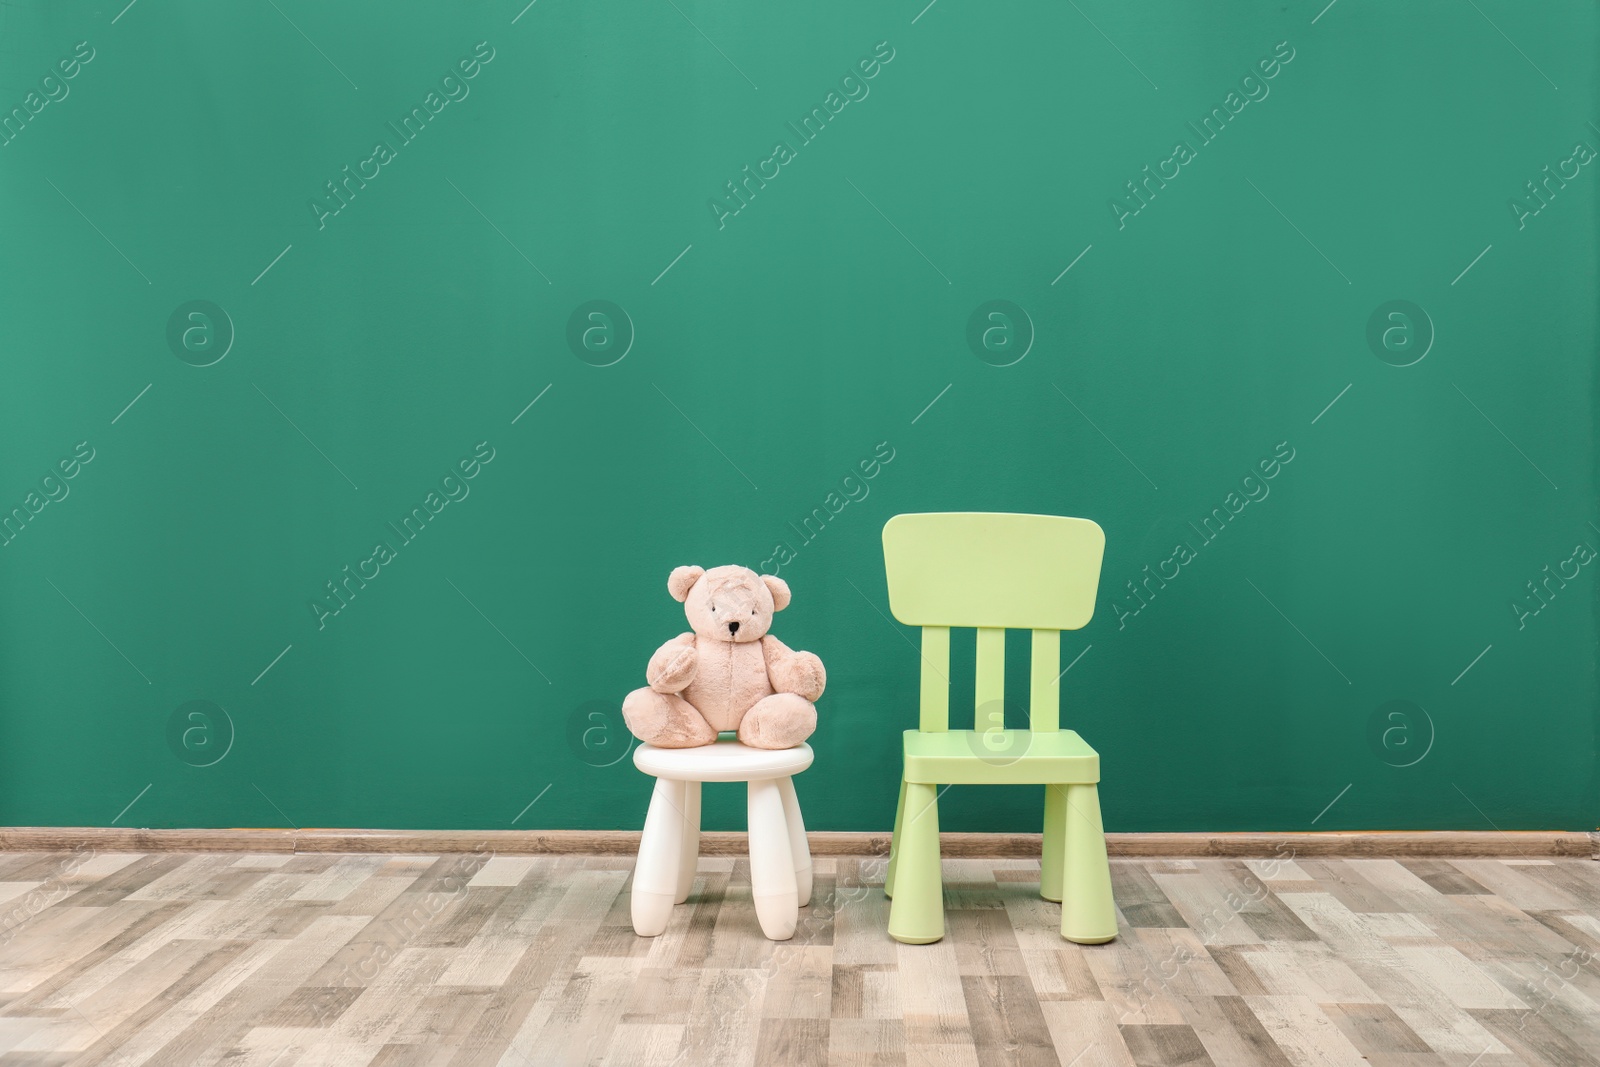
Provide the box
[887,781,944,944]
[747,778,799,940]
[675,780,701,904]
[1041,784,1066,903]
[776,776,812,907]
[884,777,907,900]
[632,777,687,937]
[1060,783,1117,944]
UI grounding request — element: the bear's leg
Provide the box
[622,688,717,748]
[737,693,817,750]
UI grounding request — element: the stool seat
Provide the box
[634,739,814,781]
[630,738,814,941]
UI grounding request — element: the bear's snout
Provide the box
[727,620,740,635]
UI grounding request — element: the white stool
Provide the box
[631,739,814,940]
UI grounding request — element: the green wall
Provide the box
[1,0,1595,834]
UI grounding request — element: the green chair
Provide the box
[881,512,1117,945]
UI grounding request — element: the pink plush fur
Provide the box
[621,565,824,750]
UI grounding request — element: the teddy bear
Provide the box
[621,565,824,750]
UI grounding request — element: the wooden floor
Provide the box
[0,851,1597,1066]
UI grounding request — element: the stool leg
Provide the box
[632,777,686,937]
[776,777,812,907]
[884,777,907,900]
[1060,783,1117,944]
[747,778,798,940]
[887,781,944,944]
[1041,784,1066,903]
[675,780,701,904]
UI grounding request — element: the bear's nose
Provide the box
[727,621,740,635]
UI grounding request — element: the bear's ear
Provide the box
[762,574,792,611]
[667,566,705,602]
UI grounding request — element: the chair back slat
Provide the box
[1029,629,1060,732]
[919,626,950,732]
[974,627,1005,734]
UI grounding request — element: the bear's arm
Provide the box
[647,632,698,694]
[761,635,826,701]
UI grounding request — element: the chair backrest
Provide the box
[881,512,1105,734]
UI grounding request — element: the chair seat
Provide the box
[902,729,1098,785]
[634,739,814,782]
